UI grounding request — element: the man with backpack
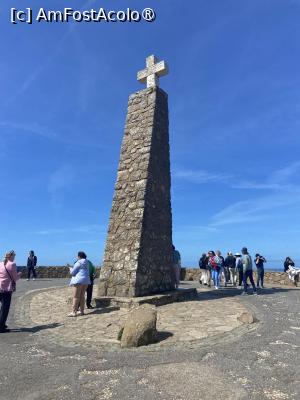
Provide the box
[208,251,222,290]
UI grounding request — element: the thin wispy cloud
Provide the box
[231,182,282,190]
[174,169,232,184]
[47,164,76,211]
[270,161,300,183]
[176,160,300,192]
[210,188,300,227]
[35,224,104,235]
[64,240,99,245]
[201,160,300,226]
[0,121,59,141]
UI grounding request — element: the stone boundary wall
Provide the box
[18,266,101,279]
[180,268,297,287]
[17,266,296,287]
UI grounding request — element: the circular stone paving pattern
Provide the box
[20,287,250,349]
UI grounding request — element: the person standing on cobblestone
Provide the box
[27,250,37,281]
[0,250,21,332]
[255,253,266,288]
[225,252,237,286]
[86,260,96,309]
[208,251,221,290]
[199,253,209,285]
[216,250,226,287]
[235,253,243,288]
[241,247,257,295]
[68,252,90,317]
[172,245,181,289]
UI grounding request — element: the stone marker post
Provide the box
[98,55,174,297]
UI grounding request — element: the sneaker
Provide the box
[87,305,94,309]
[253,292,258,296]
[26,279,29,281]
[241,292,248,296]
[33,278,36,281]
[67,312,77,317]
[199,280,202,285]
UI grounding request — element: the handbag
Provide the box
[4,264,16,292]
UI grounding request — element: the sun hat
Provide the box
[235,253,241,257]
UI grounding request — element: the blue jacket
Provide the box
[69,259,91,286]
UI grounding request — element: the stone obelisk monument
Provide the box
[98,55,174,298]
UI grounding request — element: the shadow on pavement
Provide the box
[10,322,61,333]
[196,286,296,301]
[88,306,120,315]
[20,279,55,282]
[156,331,174,343]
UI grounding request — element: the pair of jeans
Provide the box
[256,268,264,287]
[0,291,12,328]
[243,270,256,293]
[211,269,220,288]
[27,266,36,279]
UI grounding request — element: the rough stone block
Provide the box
[120,304,158,348]
[237,312,258,324]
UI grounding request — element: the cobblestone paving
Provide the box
[2,280,299,400]
[15,286,249,349]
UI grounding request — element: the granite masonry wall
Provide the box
[18,267,296,287]
[98,86,174,298]
[180,268,298,287]
[19,266,101,279]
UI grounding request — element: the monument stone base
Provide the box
[95,288,198,310]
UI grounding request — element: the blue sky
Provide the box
[1,0,300,267]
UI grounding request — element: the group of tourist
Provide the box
[0,246,299,333]
[198,248,267,294]
[0,250,96,332]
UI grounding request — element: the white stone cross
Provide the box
[137,55,169,88]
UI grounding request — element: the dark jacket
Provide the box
[27,256,37,268]
[284,260,294,272]
[199,255,208,269]
[225,255,236,269]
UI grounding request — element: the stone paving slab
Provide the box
[2,280,300,400]
[95,287,197,309]
[14,285,250,350]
